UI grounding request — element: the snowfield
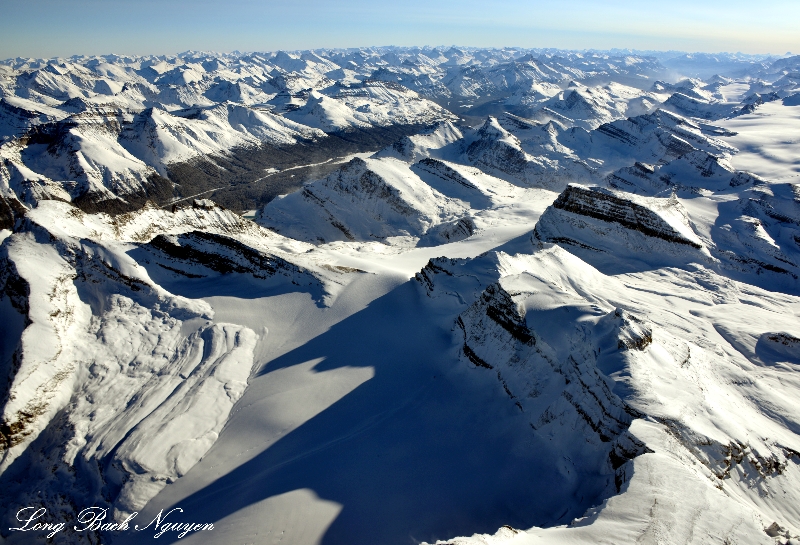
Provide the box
[1,47,800,545]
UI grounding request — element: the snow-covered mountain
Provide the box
[507,82,665,130]
[2,47,800,545]
[2,47,797,214]
[257,156,471,243]
[0,51,457,214]
[0,198,359,526]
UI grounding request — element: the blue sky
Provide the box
[1,0,798,59]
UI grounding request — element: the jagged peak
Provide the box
[474,116,523,148]
[478,116,508,136]
[338,156,369,174]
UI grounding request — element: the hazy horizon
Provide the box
[0,45,792,64]
[0,0,798,60]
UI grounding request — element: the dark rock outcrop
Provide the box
[545,184,701,248]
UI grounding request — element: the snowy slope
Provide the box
[0,198,364,537]
[258,156,471,243]
[0,102,326,208]
[534,183,799,292]
[463,117,596,191]
[421,244,800,545]
[118,103,324,173]
[606,150,763,195]
[284,83,453,131]
[373,120,463,162]
[511,83,663,130]
[558,108,738,176]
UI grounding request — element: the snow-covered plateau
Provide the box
[1,47,800,545]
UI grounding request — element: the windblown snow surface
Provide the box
[1,48,800,545]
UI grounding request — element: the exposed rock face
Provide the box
[740,183,800,227]
[414,158,481,192]
[415,249,652,506]
[596,112,691,150]
[536,183,800,290]
[662,92,739,120]
[606,161,660,193]
[372,120,463,163]
[456,281,643,445]
[409,158,496,210]
[496,113,570,154]
[466,117,532,177]
[607,150,763,195]
[0,252,30,319]
[417,216,476,247]
[561,109,737,175]
[326,158,416,216]
[258,157,469,243]
[465,117,594,190]
[542,184,702,248]
[144,230,321,288]
[0,195,26,230]
[598,308,653,352]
